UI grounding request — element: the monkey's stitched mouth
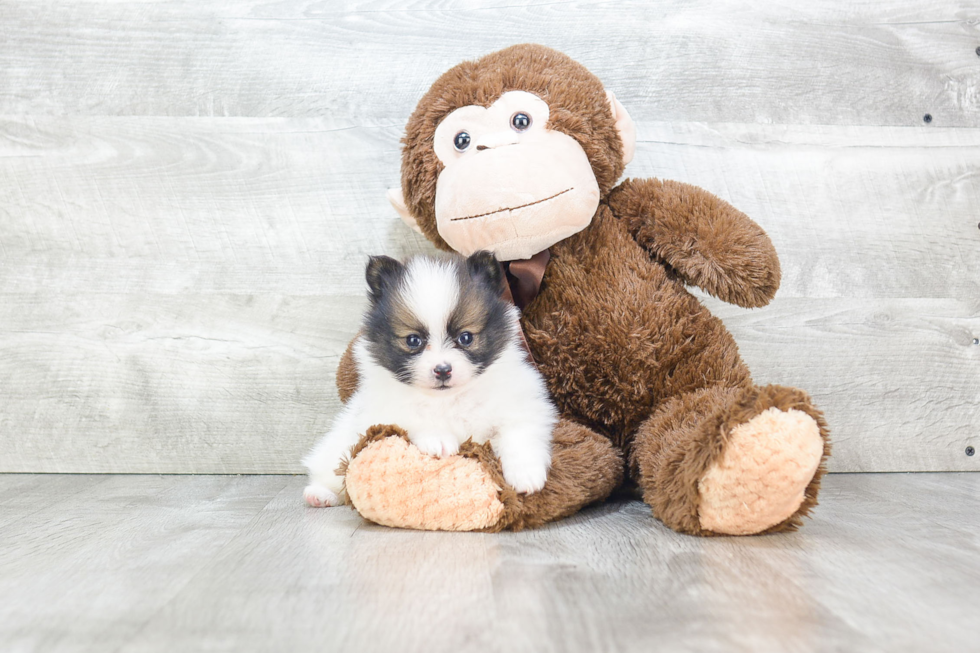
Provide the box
[449,187,574,222]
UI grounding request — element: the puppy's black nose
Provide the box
[433,363,452,381]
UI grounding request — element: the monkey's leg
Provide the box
[343,419,623,532]
[630,384,830,536]
[499,419,624,531]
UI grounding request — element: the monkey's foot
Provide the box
[343,426,505,531]
[342,421,624,532]
[698,407,824,535]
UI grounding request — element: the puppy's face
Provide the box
[363,251,513,392]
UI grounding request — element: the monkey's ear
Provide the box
[387,187,424,235]
[606,90,636,165]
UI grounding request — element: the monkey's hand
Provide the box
[608,178,781,308]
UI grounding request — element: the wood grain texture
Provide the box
[1,473,978,652]
[2,116,977,473]
[708,297,980,472]
[0,475,291,652]
[0,1,978,127]
[1,1,979,473]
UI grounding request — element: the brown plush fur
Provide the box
[338,43,830,535]
[525,206,753,446]
[607,179,781,309]
[335,335,359,405]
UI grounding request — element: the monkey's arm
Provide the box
[336,335,360,403]
[607,178,781,308]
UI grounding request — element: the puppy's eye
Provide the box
[453,131,471,151]
[405,334,423,349]
[456,331,473,347]
[511,112,531,131]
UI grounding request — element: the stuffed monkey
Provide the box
[333,44,830,536]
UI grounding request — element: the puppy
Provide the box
[303,251,557,507]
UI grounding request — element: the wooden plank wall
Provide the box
[1,1,977,473]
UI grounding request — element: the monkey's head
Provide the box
[387,44,636,261]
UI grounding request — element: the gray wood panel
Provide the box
[636,123,980,300]
[1,1,979,473]
[2,116,977,473]
[708,297,980,473]
[1,473,978,652]
[1,1,978,127]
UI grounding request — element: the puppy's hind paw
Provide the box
[304,484,341,508]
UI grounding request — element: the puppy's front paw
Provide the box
[304,483,341,508]
[502,458,548,495]
[411,432,460,458]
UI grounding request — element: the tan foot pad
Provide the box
[344,436,504,531]
[698,408,823,535]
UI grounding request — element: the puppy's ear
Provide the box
[466,250,504,295]
[365,255,404,301]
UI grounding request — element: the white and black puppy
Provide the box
[303,251,557,507]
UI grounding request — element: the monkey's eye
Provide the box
[511,112,531,131]
[453,131,471,151]
[405,334,423,350]
[456,331,474,347]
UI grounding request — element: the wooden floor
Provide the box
[1,473,977,652]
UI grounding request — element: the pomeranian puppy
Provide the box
[303,251,557,507]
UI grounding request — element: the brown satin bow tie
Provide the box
[501,249,551,310]
[498,249,551,367]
